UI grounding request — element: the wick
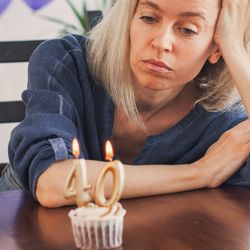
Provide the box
[105,156,113,162]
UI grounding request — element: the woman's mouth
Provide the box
[142,59,173,73]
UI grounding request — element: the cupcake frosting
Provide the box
[73,202,126,220]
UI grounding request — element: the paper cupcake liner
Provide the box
[69,209,126,249]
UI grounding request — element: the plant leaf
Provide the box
[81,1,89,31]
[64,0,87,32]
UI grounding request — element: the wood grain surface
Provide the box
[1,187,250,250]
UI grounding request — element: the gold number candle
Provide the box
[65,139,125,209]
[64,138,92,207]
[94,140,125,207]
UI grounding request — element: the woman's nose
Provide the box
[151,27,175,53]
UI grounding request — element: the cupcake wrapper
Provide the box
[69,210,125,249]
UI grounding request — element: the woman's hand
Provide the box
[213,0,250,117]
[214,0,250,51]
[195,119,250,188]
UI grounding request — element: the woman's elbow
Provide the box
[36,178,60,208]
[35,170,63,207]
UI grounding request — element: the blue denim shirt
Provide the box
[8,34,250,197]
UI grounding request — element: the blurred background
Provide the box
[0,0,112,164]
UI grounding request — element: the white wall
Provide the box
[0,0,102,163]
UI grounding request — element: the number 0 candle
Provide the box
[94,140,125,207]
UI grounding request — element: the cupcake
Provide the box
[68,202,126,249]
[65,139,126,249]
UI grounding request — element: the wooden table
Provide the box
[1,187,250,250]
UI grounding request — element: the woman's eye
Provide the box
[179,28,197,36]
[140,16,157,24]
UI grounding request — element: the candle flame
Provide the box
[105,140,114,162]
[72,138,80,159]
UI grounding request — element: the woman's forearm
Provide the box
[123,162,205,198]
[36,159,205,208]
[36,159,106,207]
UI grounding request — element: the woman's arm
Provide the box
[36,159,204,208]
[214,0,250,115]
[36,119,250,208]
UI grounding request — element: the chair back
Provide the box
[0,40,44,124]
[0,10,102,172]
[0,40,44,171]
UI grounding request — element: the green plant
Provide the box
[41,0,115,35]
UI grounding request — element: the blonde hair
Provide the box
[194,21,250,111]
[87,0,250,122]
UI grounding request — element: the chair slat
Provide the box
[87,10,103,29]
[0,101,25,123]
[0,163,7,175]
[0,40,44,63]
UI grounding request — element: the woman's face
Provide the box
[130,0,221,91]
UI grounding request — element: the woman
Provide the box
[3,0,250,207]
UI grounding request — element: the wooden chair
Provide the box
[0,10,102,173]
[0,39,44,123]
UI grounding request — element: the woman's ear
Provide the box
[208,46,222,64]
